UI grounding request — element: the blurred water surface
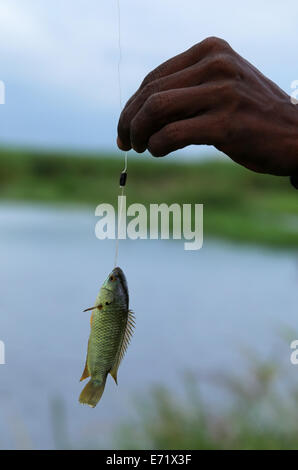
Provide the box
[0,203,297,449]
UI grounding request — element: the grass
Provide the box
[116,360,298,450]
[47,353,298,450]
[0,147,297,248]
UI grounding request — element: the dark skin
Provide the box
[117,36,298,177]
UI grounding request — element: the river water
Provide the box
[0,203,297,449]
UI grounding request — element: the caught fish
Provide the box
[79,267,135,408]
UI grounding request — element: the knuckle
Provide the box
[202,36,220,49]
[215,80,235,100]
[141,67,163,88]
[221,54,238,75]
[140,81,160,101]
[221,81,234,95]
[209,54,227,72]
[141,72,154,88]
[144,94,160,116]
[189,42,202,61]
[201,36,230,52]
[144,92,166,118]
[209,54,236,74]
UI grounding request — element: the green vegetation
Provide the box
[0,147,297,248]
[48,356,298,450]
[116,361,298,450]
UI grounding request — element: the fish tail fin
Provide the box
[79,376,107,408]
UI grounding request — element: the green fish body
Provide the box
[79,267,134,408]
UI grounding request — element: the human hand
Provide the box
[117,37,298,176]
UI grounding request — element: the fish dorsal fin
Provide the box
[110,310,135,385]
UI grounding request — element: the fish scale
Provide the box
[89,304,127,378]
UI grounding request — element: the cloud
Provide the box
[0,0,296,149]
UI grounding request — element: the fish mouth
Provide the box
[112,266,125,280]
[103,267,127,292]
[113,266,129,306]
[113,266,128,290]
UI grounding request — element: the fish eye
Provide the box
[105,301,112,306]
[109,275,116,282]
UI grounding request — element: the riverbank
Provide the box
[0,147,297,248]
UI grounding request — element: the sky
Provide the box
[0,0,297,157]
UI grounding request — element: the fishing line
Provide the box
[114,0,128,268]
